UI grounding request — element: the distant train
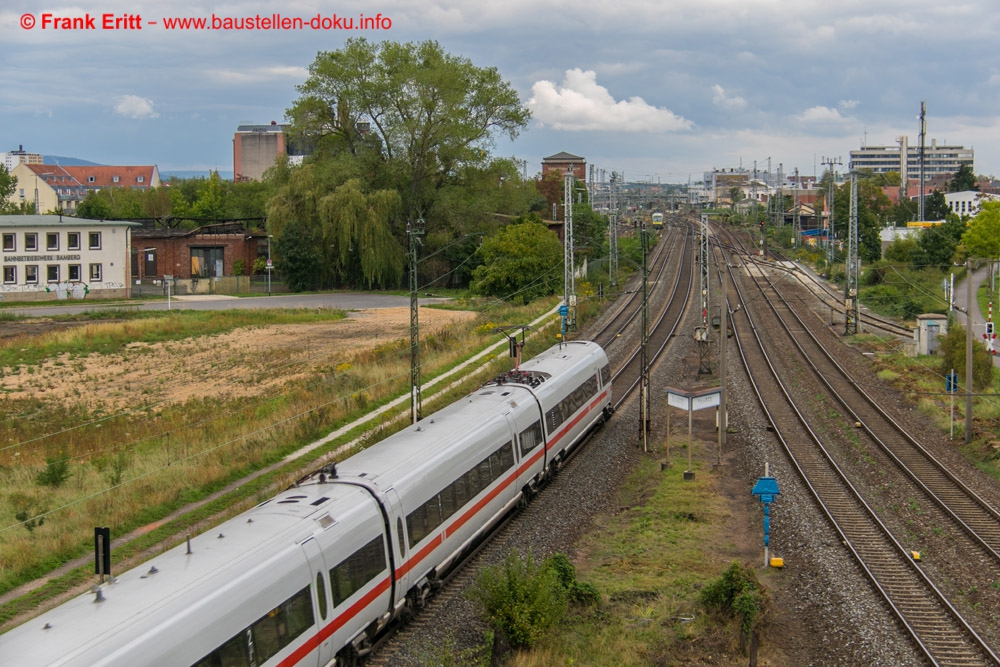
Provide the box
[0,340,613,667]
[651,212,664,229]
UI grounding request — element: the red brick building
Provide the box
[131,222,268,280]
[541,152,586,180]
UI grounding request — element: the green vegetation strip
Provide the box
[503,457,749,666]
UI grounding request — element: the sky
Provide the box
[4,0,1000,182]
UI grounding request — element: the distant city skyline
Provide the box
[6,0,1000,179]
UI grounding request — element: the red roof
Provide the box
[63,165,159,189]
[22,163,82,186]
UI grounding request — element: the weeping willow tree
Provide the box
[268,164,404,290]
[320,180,403,288]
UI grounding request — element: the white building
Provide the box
[850,139,973,178]
[1,146,44,173]
[0,215,138,301]
[944,190,999,218]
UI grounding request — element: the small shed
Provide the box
[915,314,948,356]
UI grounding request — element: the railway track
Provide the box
[368,215,697,665]
[717,224,1000,665]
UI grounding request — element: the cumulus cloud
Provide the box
[797,105,848,123]
[114,95,158,119]
[529,69,691,132]
[712,84,746,110]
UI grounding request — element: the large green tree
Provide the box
[962,200,1000,260]
[470,217,563,303]
[949,163,978,192]
[268,164,404,289]
[0,165,16,213]
[287,38,530,226]
[832,177,888,262]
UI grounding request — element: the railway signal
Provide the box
[752,468,781,568]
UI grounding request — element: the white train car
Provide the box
[0,341,611,667]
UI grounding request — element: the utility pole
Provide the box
[845,173,860,335]
[408,217,425,423]
[718,255,728,465]
[821,156,842,267]
[564,166,576,328]
[640,222,650,450]
[966,258,974,444]
[793,167,800,246]
[918,101,927,223]
[609,172,619,290]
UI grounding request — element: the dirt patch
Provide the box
[0,307,476,411]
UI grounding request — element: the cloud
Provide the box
[113,95,158,119]
[529,69,691,132]
[839,99,860,110]
[712,84,747,110]
[797,106,848,123]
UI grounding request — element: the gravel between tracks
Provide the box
[369,233,994,665]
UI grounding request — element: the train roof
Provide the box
[0,483,375,667]
[334,385,531,497]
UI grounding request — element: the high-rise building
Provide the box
[233,122,310,182]
[1,145,44,172]
[849,139,973,178]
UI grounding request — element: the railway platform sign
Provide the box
[665,386,722,479]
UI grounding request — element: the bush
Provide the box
[36,451,72,487]
[937,322,995,391]
[233,259,246,276]
[700,561,770,638]
[544,553,601,605]
[466,550,568,650]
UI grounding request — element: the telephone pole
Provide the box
[845,173,860,335]
[408,217,425,423]
[821,156,842,266]
[564,166,576,328]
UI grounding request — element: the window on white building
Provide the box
[89,263,102,281]
[24,233,37,251]
[3,266,15,284]
[47,265,59,282]
[46,233,59,251]
[25,265,38,284]
[3,233,15,252]
[67,232,80,250]
[88,232,101,250]
[68,264,81,281]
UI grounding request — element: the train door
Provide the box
[299,537,334,667]
[383,487,409,607]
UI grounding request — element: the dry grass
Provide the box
[0,300,557,594]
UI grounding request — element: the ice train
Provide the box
[0,340,612,667]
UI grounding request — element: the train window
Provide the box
[439,485,458,520]
[316,572,328,620]
[331,536,387,606]
[191,633,249,667]
[600,365,611,388]
[519,422,543,457]
[191,587,313,667]
[453,474,471,508]
[477,459,493,487]
[499,441,515,471]
[397,517,406,558]
[488,450,503,482]
[250,586,314,664]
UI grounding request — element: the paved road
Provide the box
[2,292,450,317]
